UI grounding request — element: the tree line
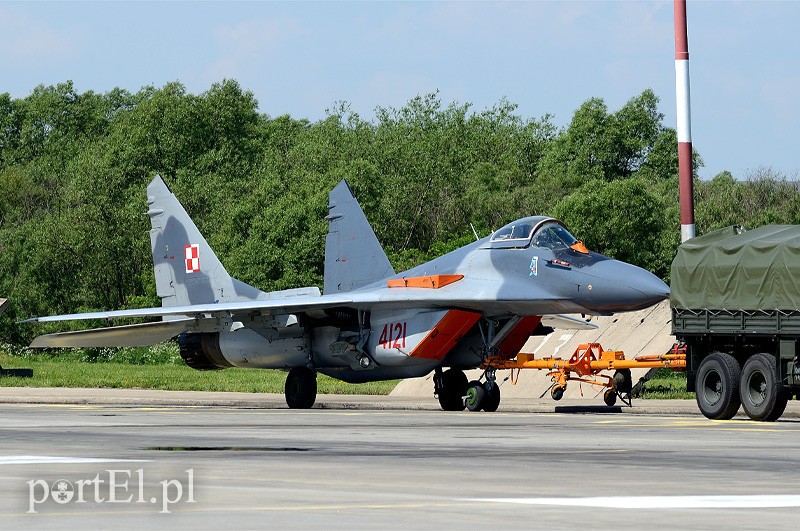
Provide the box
[1,80,798,344]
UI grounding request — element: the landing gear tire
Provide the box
[285,367,317,409]
[465,380,485,412]
[740,353,784,421]
[696,352,741,420]
[603,388,617,407]
[551,386,564,401]
[438,369,467,411]
[482,382,501,412]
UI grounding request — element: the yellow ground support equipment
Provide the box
[482,343,687,406]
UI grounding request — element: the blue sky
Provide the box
[1,1,798,180]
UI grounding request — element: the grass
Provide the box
[0,344,398,395]
[637,368,693,399]
[1,342,690,399]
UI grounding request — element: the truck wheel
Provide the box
[766,391,789,422]
[740,353,784,421]
[696,352,741,420]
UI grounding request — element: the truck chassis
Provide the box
[673,308,800,421]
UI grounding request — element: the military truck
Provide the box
[672,225,800,421]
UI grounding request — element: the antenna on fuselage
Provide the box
[470,223,480,241]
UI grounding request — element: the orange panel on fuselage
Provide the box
[387,274,464,289]
[409,309,481,360]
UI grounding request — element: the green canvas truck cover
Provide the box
[670,225,800,310]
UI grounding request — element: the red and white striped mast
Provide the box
[674,0,695,241]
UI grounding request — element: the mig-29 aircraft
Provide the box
[25,176,669,411]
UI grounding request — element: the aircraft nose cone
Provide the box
[630,268,671,301]
[585,260,669,312]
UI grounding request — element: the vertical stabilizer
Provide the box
[147,175,267,307]
[324,180,395,294]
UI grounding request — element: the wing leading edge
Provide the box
[22,293,354,323]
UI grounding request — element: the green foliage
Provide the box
[3,80,800,352]
[695,168,800,233]
[7,342,183,365]
[538,89,669,184]
[553,178,674,278]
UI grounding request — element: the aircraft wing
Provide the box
[24,287,597,329]
[30,319,197,348]
[24,275,595,350]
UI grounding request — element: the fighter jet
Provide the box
[25,175,669,411]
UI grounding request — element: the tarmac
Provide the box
[1,296,798,529]
[1,386,800,419]
[1,389,800,530]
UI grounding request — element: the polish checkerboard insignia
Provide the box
[184,244,200,273]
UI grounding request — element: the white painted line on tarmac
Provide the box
[466,495,800,509]
[0,456,149,465]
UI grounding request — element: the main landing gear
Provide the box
[285,367,317,409]
[434,367,501,412]
[433,316,519,412]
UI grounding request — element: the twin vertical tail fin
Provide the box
[324,180,394,294]
[146,175,267,308]
[147,176,388,306]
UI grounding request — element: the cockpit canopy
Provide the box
[488,216,581,251]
